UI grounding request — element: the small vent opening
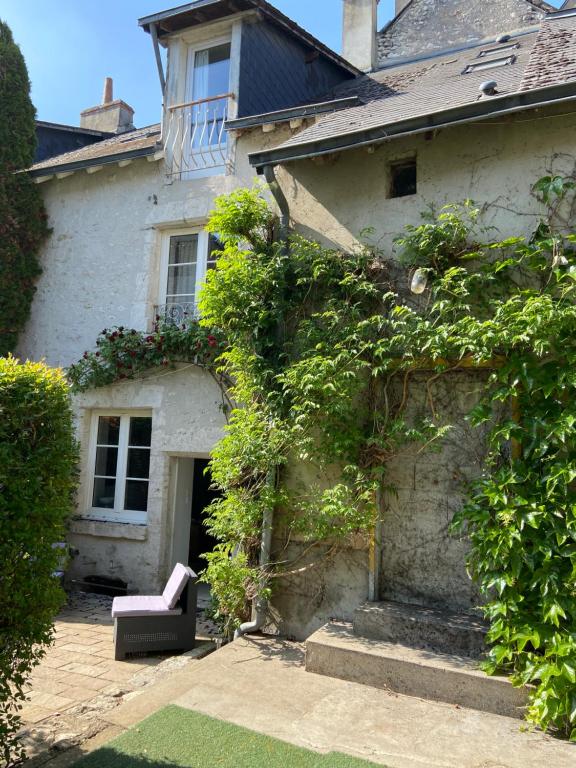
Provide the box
[390,159,417,198]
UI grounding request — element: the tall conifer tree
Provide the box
[0,21,48,355]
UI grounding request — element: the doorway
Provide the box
[170,457,219,575]
[188,458,219,573]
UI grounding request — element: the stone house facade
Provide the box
[23,1,357,598]
[22,0,576,641]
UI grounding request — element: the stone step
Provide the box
[354,600,488,657]
[306,622,528,720]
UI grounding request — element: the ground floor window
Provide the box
[88,412,152,524]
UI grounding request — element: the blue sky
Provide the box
[1,1,563,128]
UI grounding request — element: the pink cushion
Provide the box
[111,595,182,618]
[162,563,191,609]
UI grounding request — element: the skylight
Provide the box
[463,55,517,75]
[478,43,520,58]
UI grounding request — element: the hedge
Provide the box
[0,357,77,765]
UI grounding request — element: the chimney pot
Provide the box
[342,0,377,72]
[102,77,113,104]
[80,78,134,134]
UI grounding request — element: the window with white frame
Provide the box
[157,229,221,325]
[166,38,232,178]
[88,413,152,524]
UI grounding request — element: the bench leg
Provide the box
[113,619,126,660]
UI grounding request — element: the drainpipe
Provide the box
[234,167,290,640]
[262,164,290,246]
[234,468,276,639]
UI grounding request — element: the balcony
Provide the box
[164,93,234,179]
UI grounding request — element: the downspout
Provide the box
[234,165,290,639]
[234,469,276,639]
[263,164,290,247]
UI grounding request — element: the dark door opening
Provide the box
[188,458,220,574]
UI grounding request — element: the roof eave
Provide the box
[225,97,362,131]
[30,145,159,178]
[249,81,576,170]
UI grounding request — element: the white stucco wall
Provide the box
[69,365,225,593]
[19,132,280,595]
[259,108,576,253]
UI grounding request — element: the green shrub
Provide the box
[0,357,77,764]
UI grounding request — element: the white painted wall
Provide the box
[19,118,281,596]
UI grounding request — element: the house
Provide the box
[226,2,576,689]
[21,0,576,678]
[21,0,357,598]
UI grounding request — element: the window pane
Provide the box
[167,264,197,297]
[169,235,198,265]
[95,446,118,477]
[97,416,120,445]
[207,233,223,270]
[129,417,152,447]
[124,480,149,512]
[93,477,116,509]
[194,44,231,101]
[127,448,150,479]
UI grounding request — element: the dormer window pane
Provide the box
[193,43,231,101]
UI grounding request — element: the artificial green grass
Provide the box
[71,705,386,768]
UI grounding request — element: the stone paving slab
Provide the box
[19,589,219,764]
[168,638,574,768]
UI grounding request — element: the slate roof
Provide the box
[30,125,161,176]
[248,9,576,166]
[520,12,576,90]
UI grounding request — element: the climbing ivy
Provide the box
[72,176,576,738]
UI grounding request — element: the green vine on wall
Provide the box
[71,177,576,739]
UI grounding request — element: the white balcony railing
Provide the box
[164,93,234,178]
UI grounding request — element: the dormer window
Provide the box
[188,42,231,106]
[166,38,233,178]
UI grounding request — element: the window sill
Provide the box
[70,518,148,541]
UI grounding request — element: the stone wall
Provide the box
[378,0,548,63]
[378,371,490,613]
[249,106,576,636]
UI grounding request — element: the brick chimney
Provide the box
[342,0,377,72]
[80,78,135,134]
